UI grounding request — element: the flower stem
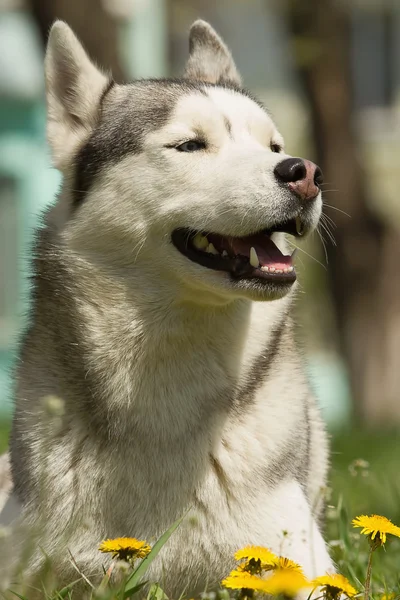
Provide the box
[364,546,374,600]
[239,589,254,600]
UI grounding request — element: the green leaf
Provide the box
[123,514,186,596]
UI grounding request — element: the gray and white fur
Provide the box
[1,19,333,596]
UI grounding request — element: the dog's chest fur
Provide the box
[12,252,312,589]
[64,261,309,529]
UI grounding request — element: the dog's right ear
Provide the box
[183,20,241,86]
[45,21,111,170]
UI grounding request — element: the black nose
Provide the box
[274,158,323,185]
[274,158,306,183]
[274,157,323,201]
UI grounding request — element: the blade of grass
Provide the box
[346,562,363,590]
[50,578,83,599]
[122,581,148,600]
[8,592,29,600]
[146,584,168,600]
[124,513,186,595]
[338,500,351,550]
[95,560,115,595]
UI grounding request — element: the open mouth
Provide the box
[172,217,305,284]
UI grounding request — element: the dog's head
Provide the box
[46,20,323,304]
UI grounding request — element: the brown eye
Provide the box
[270,143,282,153]
[176,140,206,152]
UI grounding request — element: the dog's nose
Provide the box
[274,157,323,202]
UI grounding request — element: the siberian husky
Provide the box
[1,18,333,596]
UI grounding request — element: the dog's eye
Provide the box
[176,140,206,152]
[270,143,282,153]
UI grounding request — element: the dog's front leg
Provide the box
[264,478,334,579]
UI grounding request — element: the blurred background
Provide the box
[0,0,400,524]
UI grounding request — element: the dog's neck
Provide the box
[65,248,291,442]
[68,253,244,424]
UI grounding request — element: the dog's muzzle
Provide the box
[274,157,323,203]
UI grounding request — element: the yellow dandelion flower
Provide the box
[99,537,151,561]
[352,514,400,545]
[381,594,395,600]
[261,569,310,597]
[268,556,303,572]
[234,545,278,565]
[222,571,266,591]
[234,546,304,578]
[313,574,357,600]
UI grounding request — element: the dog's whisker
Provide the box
[319,216,337,245]
[323,203,352,218]
[320,213,337,229]
[288,241,327,270]
[316,229,329,264]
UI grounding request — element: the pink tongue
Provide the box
[229,234,292,269]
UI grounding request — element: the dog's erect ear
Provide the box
[183,20,241,86]
[45,21,110,170]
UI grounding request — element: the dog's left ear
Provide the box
[183,20,241,86]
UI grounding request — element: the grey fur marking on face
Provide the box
[72,20,243,208]
[72,76,258,208]
[73,80,207,206]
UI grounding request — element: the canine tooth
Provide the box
[193,233,209,250]
[222,250,228,257]
[249,247,259,268]
[207,243,219,255]
[269,267,276,273]
[296,217,304,236]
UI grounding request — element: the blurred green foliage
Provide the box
[0,422,9,454]
[330,428,400,522]
[328,428,400,593]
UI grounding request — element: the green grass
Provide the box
[0,421,10,454]
[1,422,400,598]
[327,428,400,595]
[330,428,400,521]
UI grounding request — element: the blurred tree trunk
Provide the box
[285,0,400,424]
[28,0,125,81]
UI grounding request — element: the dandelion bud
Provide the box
[41,395,65,417]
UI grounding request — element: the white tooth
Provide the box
[193,233,209,250]
[269,267,276,273]
[261,266,269,272]
[296,217,303,236]
[207,243,219,255]
[276,269,283,274]
[249,247,259,268]
[222,250,228,257]
[288,266,294,273]
[283,268,288,273]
